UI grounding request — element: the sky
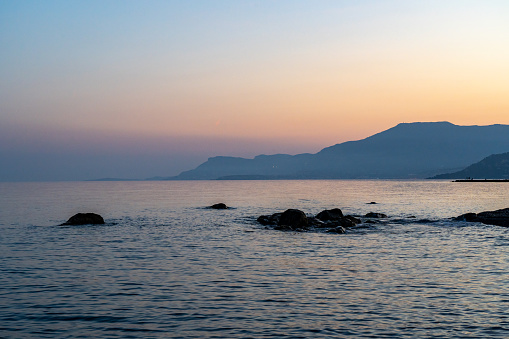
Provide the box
[1,0,509,181]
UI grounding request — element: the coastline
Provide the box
[453,179,509,182]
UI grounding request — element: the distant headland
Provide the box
[430,152,509,180]
[151,122,509,181]
[85,122,509,182]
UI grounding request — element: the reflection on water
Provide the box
[0,180,508,338]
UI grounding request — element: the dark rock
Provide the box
[326,226,346,234]
[257,215,272,225]
[365,212,387,218]
[344,215,362,225]
[278,209,308,229]
[455,208,509,226]
[338,218,357,228]
[454,212,478,222]
[316,220,336,228]
[274,224,294,231]
[364,219,376,224]
[308,217,326,228]
[477,208,509,226]
[316,208,344,221]
[210,203,228,209]
[315,217,357,228]
[367,202,377,204]
[257,213,282,226]
[61,213,105,225]
[269,213,282,225]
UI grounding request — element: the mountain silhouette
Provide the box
[431,152,509,179]
[163,122,509,180]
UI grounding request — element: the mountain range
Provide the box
[160,122,509,180]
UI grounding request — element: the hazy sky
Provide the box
[1,0,509,181]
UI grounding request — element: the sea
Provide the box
[1,180,508,338]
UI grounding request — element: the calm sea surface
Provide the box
[1,180,508,338]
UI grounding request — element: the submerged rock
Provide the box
[454,212,478,222]
[257,213,282,226]
[61,213,105,225]
[455,208,509,226]
[365,212,387,218]
[257,213,279,226]
[338,217,357,228]
[307,217,326,228]
[274,224,294,231]
[210,203,228,209]
[257,215,271,225]
[344,215,362,225]
[326,226,346,234]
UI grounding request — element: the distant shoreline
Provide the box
[85,178,140,181]
[81,178,509,182]
[453,179,509,182]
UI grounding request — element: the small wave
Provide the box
[25,314,128,323]
[104,327,165,333]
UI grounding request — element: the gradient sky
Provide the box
[1,0,509,181]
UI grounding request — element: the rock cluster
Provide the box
[257,208,373,233]
[455,208,509,227]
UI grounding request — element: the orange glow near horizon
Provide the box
[2,1,509,150]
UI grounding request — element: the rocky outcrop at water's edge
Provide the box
[258,206,509,233]
[455,208,509,227]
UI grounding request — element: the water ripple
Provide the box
[1,180,509,338]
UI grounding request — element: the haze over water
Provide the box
[1,180,508,338]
